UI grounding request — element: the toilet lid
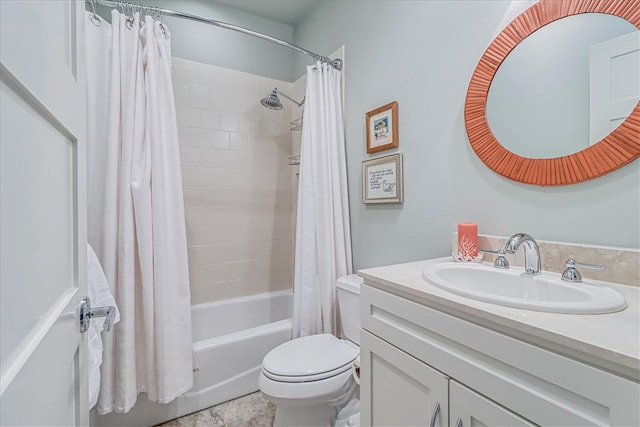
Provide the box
[263,334,358,381]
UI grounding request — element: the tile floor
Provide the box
[155,392,275,427]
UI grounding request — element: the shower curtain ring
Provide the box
[139,5,148,27]
[89,0,102,26]
[124,2,136,30]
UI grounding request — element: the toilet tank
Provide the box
[336,274,363,345]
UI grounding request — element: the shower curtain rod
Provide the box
[87,0,342,70]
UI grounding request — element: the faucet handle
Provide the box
[561,259,605,283]
[480,249,510,269]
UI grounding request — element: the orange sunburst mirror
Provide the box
[464,0,640,186]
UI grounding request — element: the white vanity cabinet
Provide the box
[360,329,449,427]
[449,380,534,427]
[361,328,535,427]
[359,282,640,427]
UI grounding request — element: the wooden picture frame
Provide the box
[362,153,403,204]
[366,101,399,154]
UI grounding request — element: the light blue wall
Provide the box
[293,1,640,270]
[94,0,295,81]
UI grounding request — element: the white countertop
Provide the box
[358,257,640,381]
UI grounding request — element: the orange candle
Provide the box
[458,223,478,258]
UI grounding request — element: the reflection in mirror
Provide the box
[465,0,640,186]
[487,13,639,159]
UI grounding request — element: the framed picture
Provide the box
[362,153,403,204]
[366,101,398,154]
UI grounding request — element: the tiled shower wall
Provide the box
[172,58,296,304]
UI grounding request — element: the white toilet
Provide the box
[259,274,363,427]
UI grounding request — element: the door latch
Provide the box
[79,296,116,333]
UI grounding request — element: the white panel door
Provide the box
[589,30,640,144]
[0,1,88,425]
[360,330,449,427]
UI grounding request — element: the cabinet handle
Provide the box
[429,402,440,427]
[455,417,463,427]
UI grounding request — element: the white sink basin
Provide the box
[422,262,627,314]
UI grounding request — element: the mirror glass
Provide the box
[486,13,639,159]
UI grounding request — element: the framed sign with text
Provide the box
[362,153,403,204]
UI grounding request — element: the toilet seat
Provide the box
[262,334,358,383]
[259,368,354,404]
[264,360,354,382]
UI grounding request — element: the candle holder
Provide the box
[452,250,484,263]
[457,223,479,261]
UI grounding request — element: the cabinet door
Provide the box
[450,380,536,427]
[361,330,449,427]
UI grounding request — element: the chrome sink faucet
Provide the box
[504,233,541,275]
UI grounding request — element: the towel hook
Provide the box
[79,297,116,333]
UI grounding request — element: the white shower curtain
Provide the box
[85,10,193,414]
[293,61,353,338]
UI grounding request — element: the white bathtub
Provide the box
[92,290,293,427]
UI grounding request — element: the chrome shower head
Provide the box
[260,89,283,110]
[260,88,304,110]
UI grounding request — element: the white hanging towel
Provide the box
[87,244,120,410]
